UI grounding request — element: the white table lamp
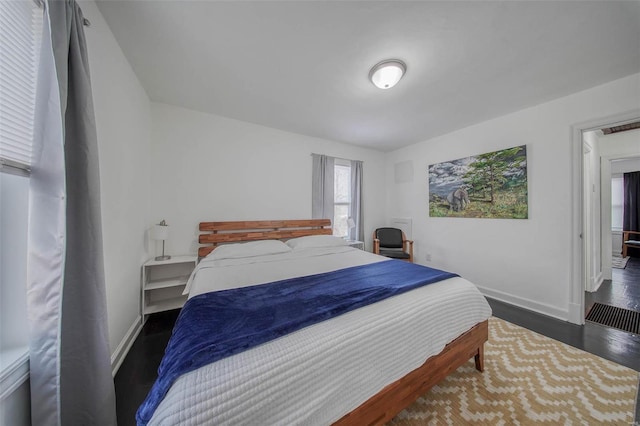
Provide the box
[152,220,171,261]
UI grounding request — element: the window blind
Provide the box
[0,0,42,175]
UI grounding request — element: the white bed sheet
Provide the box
[185,246,385,297]
[151,247,492,425]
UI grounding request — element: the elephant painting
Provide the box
[447,188,469,212]
[429,145,528,218]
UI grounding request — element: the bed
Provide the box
[137,220,491,425]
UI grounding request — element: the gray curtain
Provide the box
[28,1,116,424]
[349,160,363,242]
[311,154,334,220]
[623,171,639,232]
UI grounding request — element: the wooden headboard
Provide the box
[198,219,332,257]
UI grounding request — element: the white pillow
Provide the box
[207,240,291,260]
[286,235,349,250]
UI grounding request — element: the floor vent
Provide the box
[586,303,640,335]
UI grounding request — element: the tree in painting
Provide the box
[465,146,524,205]
[428,145,528,219]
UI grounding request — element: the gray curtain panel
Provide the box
[311,154,335,220]
[28,4,67,424]
[29,0,116,425]
[350,160,363,242]
[623,171,639,232]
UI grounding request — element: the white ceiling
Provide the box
[95,1,640,152]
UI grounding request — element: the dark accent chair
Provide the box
[373,227,414,263]
[622,230,640,257]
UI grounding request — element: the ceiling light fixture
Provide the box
[369,59,406,90]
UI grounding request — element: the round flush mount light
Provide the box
[369,59,406,89]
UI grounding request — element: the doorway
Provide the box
[580,125,640,323]
[569,110,640,325]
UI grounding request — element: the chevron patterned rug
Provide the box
[388,317,639,425]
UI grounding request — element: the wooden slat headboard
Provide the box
[198,219,332,257]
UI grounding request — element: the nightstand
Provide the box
[141,255,197,323]
[346,240,364,250]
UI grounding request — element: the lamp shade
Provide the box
[151,222,169,241]
[347,217,356,229]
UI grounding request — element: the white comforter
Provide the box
[150,247,492,425]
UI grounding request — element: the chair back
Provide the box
[375,228,404,248]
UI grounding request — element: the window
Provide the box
[0,0,42,372]
[0,0,41,175]
[312,154,360,240]
[611,176,624,231]
[333,160,351,238]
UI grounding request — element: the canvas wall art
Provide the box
[428,145,528,219]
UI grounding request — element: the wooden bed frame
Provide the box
[198,219,488,425]
[335,320,487,425]
[198,219,332,257]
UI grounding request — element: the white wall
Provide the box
[611,158,640,174]
[150,102,387,255]
[385,73,640,320]
[611,157,640,175]
[81,0,152,368]
[599,128,640,158]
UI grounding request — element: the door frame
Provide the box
[582,141,594,293]
[569,109,640,324]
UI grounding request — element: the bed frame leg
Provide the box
[474,344,484,372]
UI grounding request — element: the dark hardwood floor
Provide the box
[115,262,640,425]
[586,256,640,313]
[115,310,179,426]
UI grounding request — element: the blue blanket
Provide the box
[136,260,457,425]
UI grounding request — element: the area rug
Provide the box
[388,317,639,425]
[612,255,630,269]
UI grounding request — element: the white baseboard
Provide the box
[0,349,29,401]
[585,272,604,293]
[477,285,569,322]
[592,272,604,293]
[111,316,142,377]
[567,303,583,325]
